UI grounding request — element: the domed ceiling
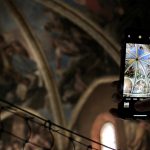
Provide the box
[0,0,119,119]
[0,0,150,149]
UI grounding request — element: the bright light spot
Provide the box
[139,35,142,39]
[100,122,117,150]
[128,35,131,38]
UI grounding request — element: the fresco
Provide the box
[59,0,150,42]
[0,0,119,149]
[61,0,123,25]
[13,0,118,106]
[0,0,51,121]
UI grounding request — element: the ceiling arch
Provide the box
[4,0,66,149]
[69,76,118,129]
[34,0,120,66]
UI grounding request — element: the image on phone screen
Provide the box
[123,43,150,98]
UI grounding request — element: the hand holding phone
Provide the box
[110,80,150,118]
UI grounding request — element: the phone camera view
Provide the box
[124,43,150,97]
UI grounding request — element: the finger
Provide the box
[112,80,120,87]
[109,108,119,117]
[112,93,122,103]
[112,80,123,92]
[135,99,150,112]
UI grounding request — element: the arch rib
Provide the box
[4,0,66,149]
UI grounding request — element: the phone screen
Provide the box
[124,43,150,98]
[118,30,150,119]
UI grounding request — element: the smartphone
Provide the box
[118,29,150,119]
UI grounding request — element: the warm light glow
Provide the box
[100,122,117,150]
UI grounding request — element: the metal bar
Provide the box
[0,98,120,150]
